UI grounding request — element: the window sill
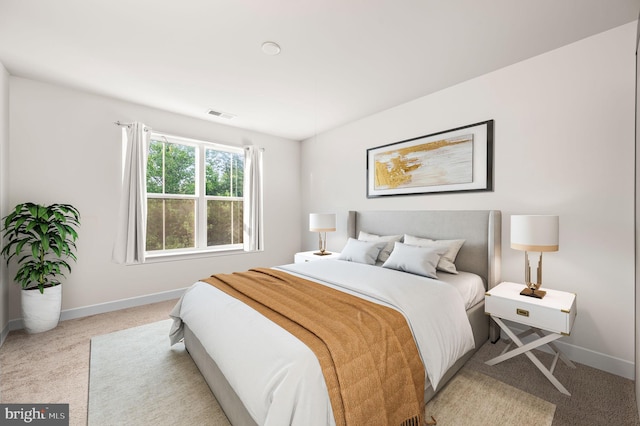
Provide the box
[143,246,255,264]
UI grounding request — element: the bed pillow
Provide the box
[403,234,465,274]
[338,238,387,265]
[381,242,448,279]
[357,231,403,263]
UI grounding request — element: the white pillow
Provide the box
[338,238,387,265]
[357,231,403,263]
[403,234,465,274]
[381,242,447,279]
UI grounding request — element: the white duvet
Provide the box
[170,260,474,426]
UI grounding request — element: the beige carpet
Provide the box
[88,319,230,426]
[425,368,555,425]
[0,299,177,426]
[89,320,556,426]
[467,340,640,425]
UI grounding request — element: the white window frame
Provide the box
[145,132,244,260]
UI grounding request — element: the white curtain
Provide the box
[113,122,149,264]
[243,146,264,251]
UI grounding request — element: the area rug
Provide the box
[89,320,555,426]
[425,368,556,425]
[88,319,231,426]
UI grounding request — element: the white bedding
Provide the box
[170,260,475,426]
[436,270,486,309]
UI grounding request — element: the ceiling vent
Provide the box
[207,109,236,120]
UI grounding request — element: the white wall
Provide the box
[301,23,636,378]
[7,78,301,321]
[0,62,9,342]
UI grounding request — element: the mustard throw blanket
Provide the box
[202,268,424,426]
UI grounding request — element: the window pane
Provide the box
[232,152,244,198]
[206,150,244,197]
[146,198,164,251]
[146,198,196,251]
[165,143,196,195]
[207,200,243,246]
[147,141,164,194]
[146,140,196,195]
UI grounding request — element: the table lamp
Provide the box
[309,213,336,255]
[511,215,559,299]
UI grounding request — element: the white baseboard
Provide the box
[500,323,634,380]
[4,287,187,334]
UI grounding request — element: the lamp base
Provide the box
[313,251,332,256]
[520,287,546,299]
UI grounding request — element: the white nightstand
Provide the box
[485,281,577,395]
[294,250,341,263]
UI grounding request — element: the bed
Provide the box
[170,209,501,425]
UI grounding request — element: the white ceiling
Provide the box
[0,0,638,140]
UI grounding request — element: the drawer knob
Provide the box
[516,308,529,317]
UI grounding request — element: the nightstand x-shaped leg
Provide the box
[486,316,576,396]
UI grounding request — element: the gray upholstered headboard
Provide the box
[347,210,502,289]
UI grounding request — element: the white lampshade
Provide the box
[309,213,336,232]
[511,215,559,252]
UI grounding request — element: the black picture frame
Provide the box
[366,120,494,198]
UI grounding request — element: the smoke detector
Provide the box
[261,41,281,56]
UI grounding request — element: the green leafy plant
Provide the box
[1,203,80,293]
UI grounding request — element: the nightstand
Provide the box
[294,250,341,263]
[485,281,577,395]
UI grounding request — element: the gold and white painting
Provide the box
[367,120,493,197]
[373,134,473,189]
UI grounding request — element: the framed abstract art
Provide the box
[366,120,494,197]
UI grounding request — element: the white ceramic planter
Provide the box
[21,285,62,333]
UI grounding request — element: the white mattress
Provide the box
[170,260,475,426]
[436,270,486,309]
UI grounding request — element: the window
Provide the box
[145,132,244,254]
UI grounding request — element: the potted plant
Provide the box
[1,203,80,333]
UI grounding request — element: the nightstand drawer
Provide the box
[486,282,576,335]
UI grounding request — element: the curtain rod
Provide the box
[114,121,149,131]
[114,121,263,151]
